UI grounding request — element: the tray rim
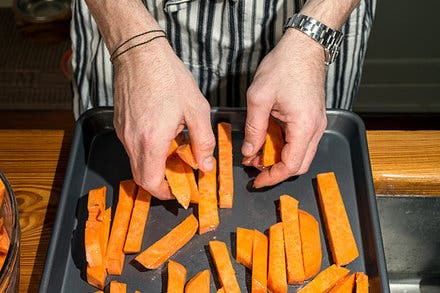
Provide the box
[40,106,389,292]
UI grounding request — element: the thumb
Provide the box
[242,92,271,157]
[185,100,216,172]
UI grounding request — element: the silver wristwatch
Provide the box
[283,13,344,65]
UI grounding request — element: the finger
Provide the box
[297,119,326,174]
[131,129,175,200]
[242,88,272,157]
[185,99,216,172]
[253,122,311,188]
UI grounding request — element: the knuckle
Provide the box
[198,135,216,152]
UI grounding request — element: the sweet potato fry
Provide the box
[262,118,283,167]
[166,154,192,209]
[177,144,199,169]
[167,132,189,157]
[317,172,359,266]
[297,264,350,293]
[209,240,241,293]
[87,208,111,289]
[0,179,5,205]
[185,270,210,293]
[235,227,254,269]
[252,230,268,293]
[135,214,198,269]
[167,260,186,293]
[268,222,287,293]
[217,288,225,293]
[85,186,107,268]
[106,180,137,275]
[198,158,219,234]
[217,122,234,208]
[124,187,152,254]
[109,280,126,293]
[0,222,10,270]
[299,210,322,279]
[355,272,369,292]
[329,274,355,293]
[279,194,304,284]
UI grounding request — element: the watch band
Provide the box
[283,13,344,65]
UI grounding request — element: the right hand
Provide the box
[113,38,215,200]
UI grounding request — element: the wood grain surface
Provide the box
[367,131,440,196]
[0,128,438,292]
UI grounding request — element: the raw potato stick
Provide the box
[87,208,111,289]
[217,122,234,208]
[176,144,199,169]
[109,280,126,293]
[299,210,322,279]
[209,240,241,293]
[167,260,187,293]
[279,194,305,284]
[85,186,106,268]
[106,180,137,275]
[124,187,152,254]
[166,154,192,209]
[185,163,200,204]
[355,272,369,292]
[297,264,350,293]
[0,223,10,269]
[329,274,355,293]
[136,214,198,269]
[267,223,288,293]
[0,179,4,205]
[262,118,284,167]
[198,158,219,234]
[251,230,268,293]
[316,172,359,266]
[185,270,211,293]
[235,227,254,269]
[167,132,189,156]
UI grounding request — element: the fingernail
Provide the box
[242,142,253,156]
[203,156,214,171]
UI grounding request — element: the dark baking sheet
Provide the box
[40,107,389,292]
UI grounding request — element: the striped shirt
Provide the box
[71,0,376,119]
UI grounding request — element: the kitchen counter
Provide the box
[0,129,438,292]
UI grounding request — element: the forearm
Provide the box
[300,0,360,29]
[84,0,162,53]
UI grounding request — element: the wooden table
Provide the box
[0,129,439,292]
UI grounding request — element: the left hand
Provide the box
[242,28,328,188]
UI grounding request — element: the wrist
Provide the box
[299,0,360,29]
[282,29,325,64]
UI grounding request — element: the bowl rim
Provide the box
[13,0,71,24]
[0,171,20,286]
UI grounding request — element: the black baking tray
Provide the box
[40,107,389,292]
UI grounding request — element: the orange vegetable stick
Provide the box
[177,144,199,169]
[217,122,234,208]
[168,260,187,293]
[167,132,189,156]
[87,208,111,289]
[297,264,350,293]
[166,154,192,209]
[279,194,304,284]
[251,230,268,293]
[267,223,287,293]
[136,214,198,269]
[209,240,241,293]
[183,161,200,204]
[198,159,219,234]
[262,118,283,167]
[0,223,10,270]
[106,180,137,275]
[94,291,104,293]
[316,172,359,266]
[329,274,355,293]
[85,186,107,268]
[217,288,225,293]
[299,210,322,279]
[109,280,126,293]
[355,272,369,292]
[185,270,211,293]
[235,227,254,269]
[124,187,152,254]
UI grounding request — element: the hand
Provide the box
[113,39,215,199]
[242,29,327,188]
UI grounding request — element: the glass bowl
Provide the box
[0,172,20,292]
